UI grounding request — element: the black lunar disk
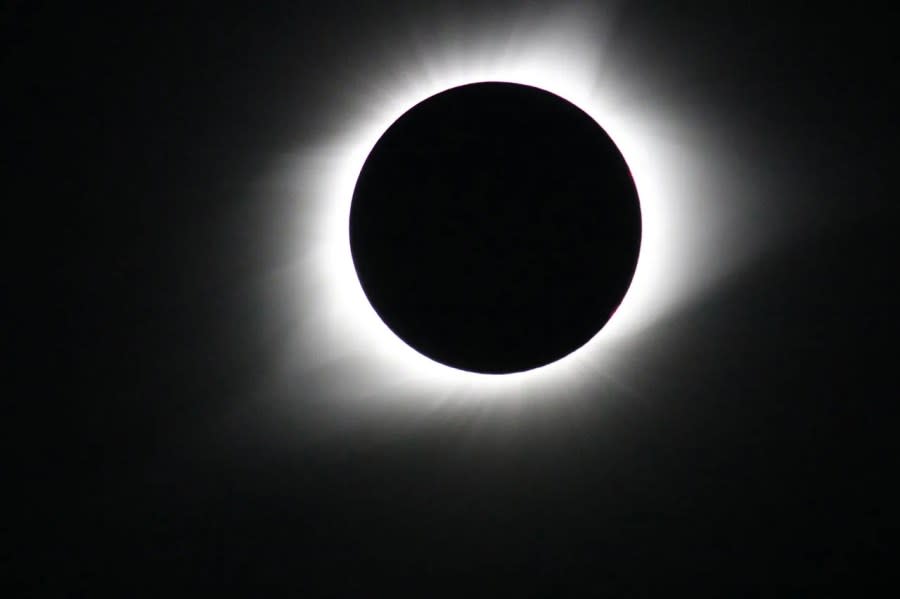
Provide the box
[350,82,641,374]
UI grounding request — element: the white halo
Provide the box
[263,6,765,415]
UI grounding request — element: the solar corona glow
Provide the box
[273,8,765,410]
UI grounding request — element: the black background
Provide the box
[7,2,898,594]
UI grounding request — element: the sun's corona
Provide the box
[274,7,749,409]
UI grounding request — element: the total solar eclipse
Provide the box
[350,82,641,374]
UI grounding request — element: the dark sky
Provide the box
[8,2,898,593]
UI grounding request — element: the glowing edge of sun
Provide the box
[291,14,699,405]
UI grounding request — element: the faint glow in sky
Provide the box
[264,5,766,414]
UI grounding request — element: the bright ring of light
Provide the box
[277,9,751,409]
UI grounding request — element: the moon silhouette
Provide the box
[350,82,641,374]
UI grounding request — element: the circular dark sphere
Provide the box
[350,82,641,374]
